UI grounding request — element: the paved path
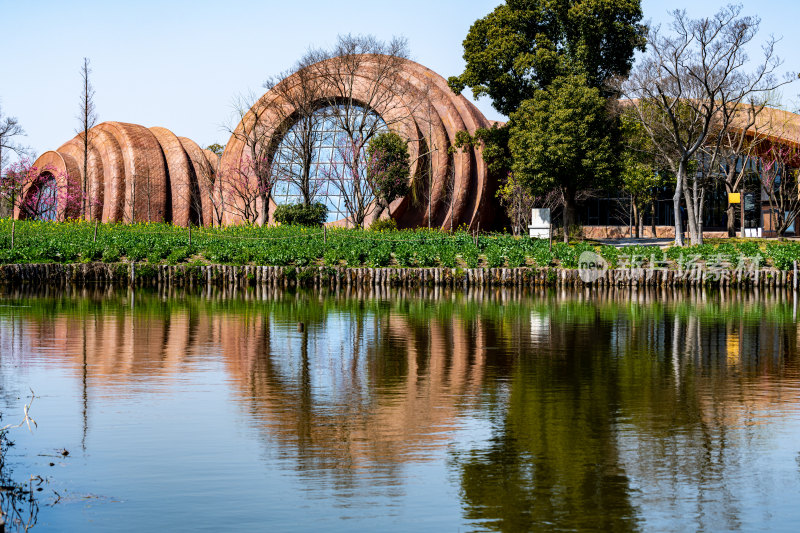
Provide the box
[595,238,675,248]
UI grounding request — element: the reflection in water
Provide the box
[0,286,799,531]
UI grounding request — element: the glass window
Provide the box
[271,105,387,222]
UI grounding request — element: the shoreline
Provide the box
[0,262,796,289]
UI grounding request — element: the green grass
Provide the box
[1,219,799,269]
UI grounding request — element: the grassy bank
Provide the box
[2,219,800,270]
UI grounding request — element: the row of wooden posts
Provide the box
[0,262,799,289]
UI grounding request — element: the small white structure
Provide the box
[528,208,551,239]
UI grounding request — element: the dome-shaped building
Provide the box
[29,56,501,230]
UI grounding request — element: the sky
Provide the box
[1,0,798,161]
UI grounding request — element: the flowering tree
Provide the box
[0,158,83,220]
[219,155,277,225]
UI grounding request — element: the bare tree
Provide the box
[306,34,427,227]
[624,5,792,245]
[412,109,447,229]
[203,151,226,227]
[225,91,283,225]
[218,155,276,224]
[77,57,98,220]
[0,106,28,172]
[703,101,764,236]
[758,142,800,236]
[496,171,537,236]
[265,59,328,207]
[194,162,225,227]
[0,104,29,218]
[322,135,373,227]
[197,145,225,227]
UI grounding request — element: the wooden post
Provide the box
[93,220,98,243]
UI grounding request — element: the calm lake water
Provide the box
[0,285,799,532]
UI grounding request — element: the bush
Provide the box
[274,202,327,227]
[369,218,397,232]
[166,247,191,264]
[102,246,122,263]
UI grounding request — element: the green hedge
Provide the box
[273,203,327,227]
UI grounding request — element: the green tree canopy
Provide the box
[366,132,411,208]
[448,0,645,116]
[509,74,617,239]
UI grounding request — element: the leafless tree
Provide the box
[322,135,373,227]
[624,5,793,245]
[197,146,225,227]
[225,91,283,225]
[196,165,225,227]
[0,106,27,172]
[701,96,773,236]
[758,141,800,236]
[168,143,223,227]
[444,163,456,232]
[218,156,276,224]
[77,57,98,220]
[265,59,328,207]
[411,107,448,229]
[0,105,29,218]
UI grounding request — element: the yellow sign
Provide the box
[728,193,741,204]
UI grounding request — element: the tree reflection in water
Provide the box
[0,285,798,531]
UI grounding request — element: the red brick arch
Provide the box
[32,57,499,229]
[220,56,493,229]
[32,122,216,226]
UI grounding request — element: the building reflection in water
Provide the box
[1,285,798,531]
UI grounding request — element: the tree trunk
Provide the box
[639,211,644,240]
[673,162,685,246]
[725,182,736,237]
[692,175,704,245]
[562,186,577,243]
[726,205,736,237]
[683,184,698,245]
[650,198,657,238]
[632,200,640,239]
[682,169,702,245]
[259,192,270,226]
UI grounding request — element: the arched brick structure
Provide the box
[32,57,499,228]
[220,56,496,229]
[31,122,217,226]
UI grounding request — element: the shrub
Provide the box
[369,218,397,232]
[274,202,327,227]
[102,246,122,263]
[166,247,190,264]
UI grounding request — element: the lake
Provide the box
[1,285,799,531]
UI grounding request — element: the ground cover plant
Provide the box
[2,219,800,270]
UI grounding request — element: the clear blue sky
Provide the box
[1,0,798,160]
